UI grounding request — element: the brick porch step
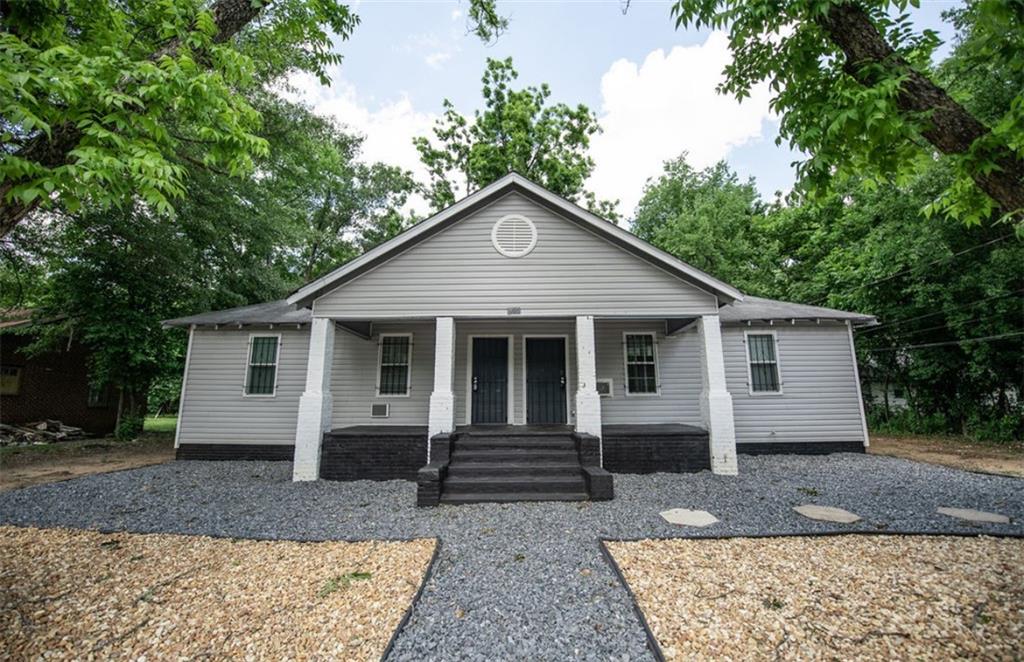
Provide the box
[438,491,589,504]
[446,461,581,477]
[442,475,586,494]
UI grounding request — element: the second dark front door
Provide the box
[471,337,508,424]
[526,337,567,425]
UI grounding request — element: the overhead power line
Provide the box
[857,289,1024,334]
[863,331,1024,353]
[861,309,1024,342]
[809,234,1016,306]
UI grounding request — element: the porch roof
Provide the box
[161,299,309,328]
[720,295,876,327]
[162,295,876,328]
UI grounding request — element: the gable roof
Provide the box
[285,172,744,308]
[162,295,876,328]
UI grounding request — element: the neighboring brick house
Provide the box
[0,311,119,434]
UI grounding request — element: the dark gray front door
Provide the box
[471,338,508,424]
[526,338,567,425]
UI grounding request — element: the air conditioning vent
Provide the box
[491,214,537,258]
[370,403,390,418]
[596,379,613,398]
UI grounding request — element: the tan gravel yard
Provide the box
[0,526,436,660]
[607,535,1024,660]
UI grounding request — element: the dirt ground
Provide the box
[0,526,436,660]
[0,434,175,492]
[608,535,1024,660]
[869,434,1024,477]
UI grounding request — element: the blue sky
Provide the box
[288,0,963,218]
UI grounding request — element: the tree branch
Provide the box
[1,0,268,236]
[816,2,1024,219]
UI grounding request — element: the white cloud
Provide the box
[285,72,437,214]
[425,50,454,69]
[402,32,461,70]
[451,8,462,21]
[587,31,774,218]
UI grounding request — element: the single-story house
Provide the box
[1,310,120,434]
[164,173,875,505]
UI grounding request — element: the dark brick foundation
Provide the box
[601,424,711,474]
[574,433,613,500]
[176,444,293,461]
[416,433,452,507]
[737,441,866,455]
[320,427,428,481]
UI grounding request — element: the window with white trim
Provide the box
[624,333,658,395]
[377,334,412,396]
[746,333,781,393]
[245,336,279,395]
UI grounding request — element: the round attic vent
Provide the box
[491,214,538,258]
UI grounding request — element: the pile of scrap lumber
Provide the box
[0,420,88,446]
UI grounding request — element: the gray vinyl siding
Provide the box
[723,323,867,445]
[312,192,719,319]
[454,319,577,426]
[330,322,435,427]
[594,320,703,426]
[177,328,308,446]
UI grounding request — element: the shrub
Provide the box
[115,415,144,441]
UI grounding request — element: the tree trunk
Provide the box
[817,2,1024,218]
[0,0,266,237]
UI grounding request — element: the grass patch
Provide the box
[797,486,820,497]
[318,571,372,597]
[144,416,177,433]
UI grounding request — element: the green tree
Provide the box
[632,156,778,294]
[763,168,1022,439]
[1,96,418,431]
[176,94,417,287]
[414,57,615,216]
[662,0,1023,226]
[0,0,358,235]
[29,204,200,436]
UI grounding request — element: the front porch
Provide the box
[317,423,712,505]
[292,313,740,503]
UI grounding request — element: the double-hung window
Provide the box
[245,335,280,396]
[624,332,659,395]
[746,332,781,394]
[377,334,412,396]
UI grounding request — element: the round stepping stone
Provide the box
[793,504,861,524]
[660,508,718,527]
[937,507,1010,524]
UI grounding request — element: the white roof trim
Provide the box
[286,172,744,307]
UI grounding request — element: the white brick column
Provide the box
[292,317,335,481]
[574,315,602,442]
[427,317,456,459]
[698,314,738,475]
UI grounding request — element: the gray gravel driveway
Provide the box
[1,453,1021,660]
